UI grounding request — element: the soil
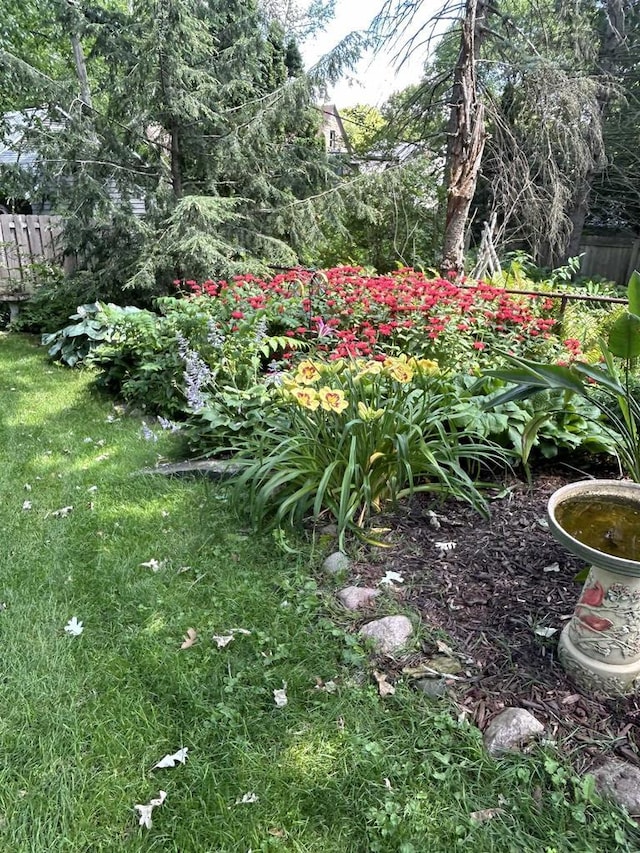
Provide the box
[359,460,640,773]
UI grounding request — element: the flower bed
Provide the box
[175,266,575,370]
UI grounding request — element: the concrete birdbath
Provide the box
[548,480,640,695]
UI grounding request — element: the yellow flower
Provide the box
[387,362,414,383]
[413,358,440,375]
[295,360,322,385]
[358,360,384,376]
[318,386,349,414]
[290,386,320,411]
[357,402,385,422]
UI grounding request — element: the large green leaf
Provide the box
[607,312,640,359]
[628,270,640,317]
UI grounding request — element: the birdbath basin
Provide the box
[548,479,640,695]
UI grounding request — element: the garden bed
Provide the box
[365,461,640,771]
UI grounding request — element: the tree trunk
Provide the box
[170,122,182,199]
[70,32,93,110]
[559,0,628,263]
[440,0,488,277]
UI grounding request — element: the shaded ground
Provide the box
[362,463,640,772]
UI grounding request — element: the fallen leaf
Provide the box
[51,506,73,518]
[470,807,504,823]
[140,559,165,572]
[212,634,234,648]
[427,509,441,529]
[134,790,167,829]
[314,678,338,693]
[423,655,462,675]
[373,671,396,697]
[180,628,198,650]
[377,570,404,586]
[64,617,84,636]
[268,828,285,837]
[274,683,288,707]
[436,640,456,657]
[153,747,188,769]
[95,453,110,462]
[534,626,558,638]
[235,792,259,805]
[543,562,560,573]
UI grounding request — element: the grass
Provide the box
[0,332,638,852]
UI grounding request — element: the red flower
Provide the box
[231,310,244,320]
[473,341,486,351]
[579,580,605,607]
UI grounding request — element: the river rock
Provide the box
[358,615,413,654]
[590,758,640,817]
[322,551,351,576]
[337,586,379,611]
[483,707,544,756]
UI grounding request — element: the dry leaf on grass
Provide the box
[212,634,234,648]
[273,683,288,707]
[50,505,73,518]
[469,807,505,823]
[140,559,166,572]
[64,617,84,636]
[373,671,395,697]
[180,628,197,650]
[153,747,188,769]
[235,792,258,805]
[135,790,167,829]
[212,628,251,648]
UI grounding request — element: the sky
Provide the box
[301,0,446,108]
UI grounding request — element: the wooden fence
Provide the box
[0,214,64,299]
[578,234,640,286]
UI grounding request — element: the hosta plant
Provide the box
[230,356,506,548]
[486,271,640,481]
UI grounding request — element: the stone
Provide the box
[415,678,448,700]
[483,708,544,756]
[138,459,242,479]
[337,586,379,611]
[322,551,351,576]
[358,615,413,654]
[590,758,640,817]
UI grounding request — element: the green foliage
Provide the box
[41,301,138,366]
[485,272,640,480]
[230,357,503,548]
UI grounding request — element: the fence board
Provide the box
[0,214,63,297]
[579,234,639,285]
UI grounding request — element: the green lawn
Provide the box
[0,333,637,852]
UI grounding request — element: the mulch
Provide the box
[356,461,640,773]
